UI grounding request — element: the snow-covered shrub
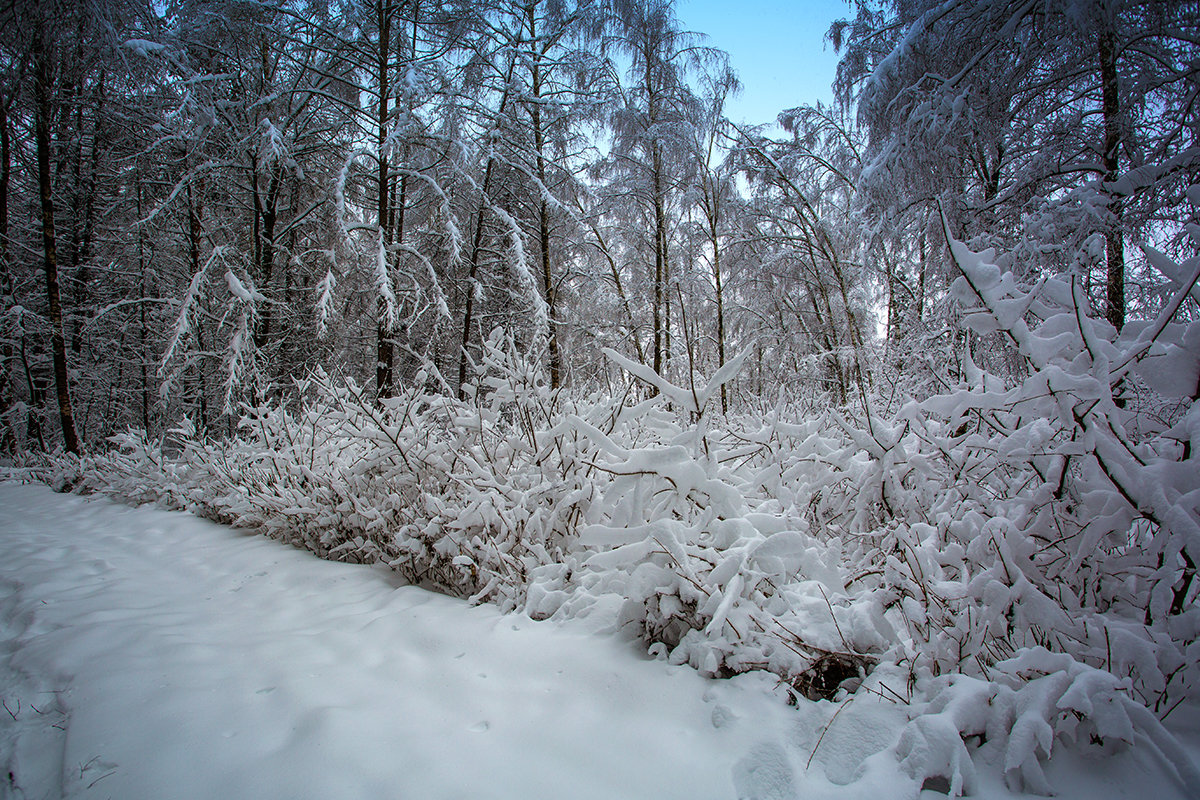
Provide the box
[38,230,1199,796]
[520,351,890,697]
[67,331,603,609]
[896,648,1200,795]
[729,227,1200,793]
[531,227,1198,792]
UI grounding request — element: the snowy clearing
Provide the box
[0,481,1196,800]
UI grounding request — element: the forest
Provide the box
[1,0,1198,794]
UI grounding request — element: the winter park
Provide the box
[1,0,1199,797]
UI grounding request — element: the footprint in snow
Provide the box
[732,742,795,800]
[711,704,736,729]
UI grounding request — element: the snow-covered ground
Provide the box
[0,481,1195,799]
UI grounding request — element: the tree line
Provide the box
[0,0,1196,453]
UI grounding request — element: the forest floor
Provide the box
[0,480,1196,800]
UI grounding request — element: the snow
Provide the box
[122,39,165,58]
[1,481,1198,800]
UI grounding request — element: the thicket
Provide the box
[38,228,1200,795]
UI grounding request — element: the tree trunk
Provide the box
[375,0,395,399]
[69,71,103,357]
[646,40,666,381]
[1100,24,1124,330]
[527,3,560,390]
[652,148,666,379]
[136,179,150,433]
[662,209,671,380]
[33,27,79,454]
[0,101,13,454]
[252,170,280,351]
[20,334,46,450]
[186,181,208,430]
[916,231,927,324]
[709,211,727,414]
[459,159,496,398]
[0,102,8,265]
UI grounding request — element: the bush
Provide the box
[40,236,1200,795]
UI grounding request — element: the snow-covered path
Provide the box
[2,482,1196,800]
[0,482,818,800]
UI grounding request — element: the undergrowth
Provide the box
[27,235,1200,796]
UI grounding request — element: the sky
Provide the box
[675,0,850,127]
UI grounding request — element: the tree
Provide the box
[686,67,738,411]
[32,13,81,453]
[601,0,717,381]
[733,106,869,408]
[836,0,1200,338]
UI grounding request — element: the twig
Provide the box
[807,696,854,770]
[818,585,852,653]
[87,770,117,789]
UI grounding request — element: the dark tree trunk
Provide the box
[1100,25,1124,330]
[70,71,103,357]
[253,171,280,350]
[186,181,208,429]
[527,4,560,390]
[0,101,14,454]
[0,102,8,263]
[136,179,150,432]
[458,49,516,398]
[916,231,927,324]
[709,212,727,414]
[652,152,665,379]
[645,40,666,381]
[33,27,79,454]
[459,159,496,398]
[375,0,395,399]
[662,203,671,380]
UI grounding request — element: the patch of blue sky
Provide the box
[676,0,849,128]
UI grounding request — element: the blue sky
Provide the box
[675,0,850,126]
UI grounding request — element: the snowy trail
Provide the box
[0,482,813,800]
[2,482,1196,800]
